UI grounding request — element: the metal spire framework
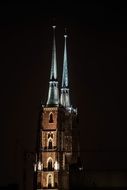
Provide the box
[60,33,71,108]
[46,26,59,106]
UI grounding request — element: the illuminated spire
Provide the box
[46,26,59,106]
[50,26,57,80]
[62,33,68,88]
[60,30,70,108]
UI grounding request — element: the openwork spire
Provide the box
[46,26,59,106]
[60,31,70,108]
[62,34,68,87]
[50,26,57,80]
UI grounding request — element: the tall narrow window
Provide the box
[51,133,53,138]
[49,113,53,123]
[48,175,52,188]
[48,159,53,170]
[48,133,50,138]
[48,139,52,149]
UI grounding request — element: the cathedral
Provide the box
[33,26,81,190]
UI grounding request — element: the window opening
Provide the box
[49,113,53,123]
[48,159,53,170]
[48,139,52,149]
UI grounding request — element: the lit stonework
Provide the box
[34,27,79,190]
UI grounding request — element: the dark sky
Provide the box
[0,1,127,186]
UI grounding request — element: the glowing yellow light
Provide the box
[38,161,42,171]
[34,163,37,172]
[54,161,59,170]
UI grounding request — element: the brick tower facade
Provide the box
[34,26,79,190]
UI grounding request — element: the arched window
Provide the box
[49,113,53,123]
[48,133,50,138]
[48,159,53,170]
[48,139,52,149]
[51,133,53,138]
[47,132,53,139]
[48,174,52,188]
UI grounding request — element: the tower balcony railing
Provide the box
[40,147,71,152]
[40,146,57,151]
[37,167,57,172]
[43,167,54,171]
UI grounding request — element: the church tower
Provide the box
[34,26,79,190]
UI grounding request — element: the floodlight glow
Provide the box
[54,161,59,170]
[34,163,37,172]
[38,161,42,171]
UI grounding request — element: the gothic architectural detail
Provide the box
[34,26,79,190]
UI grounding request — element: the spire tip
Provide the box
[64,28,67,38]
[52,25,56,29]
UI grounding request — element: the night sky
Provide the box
[0,1,127,187]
